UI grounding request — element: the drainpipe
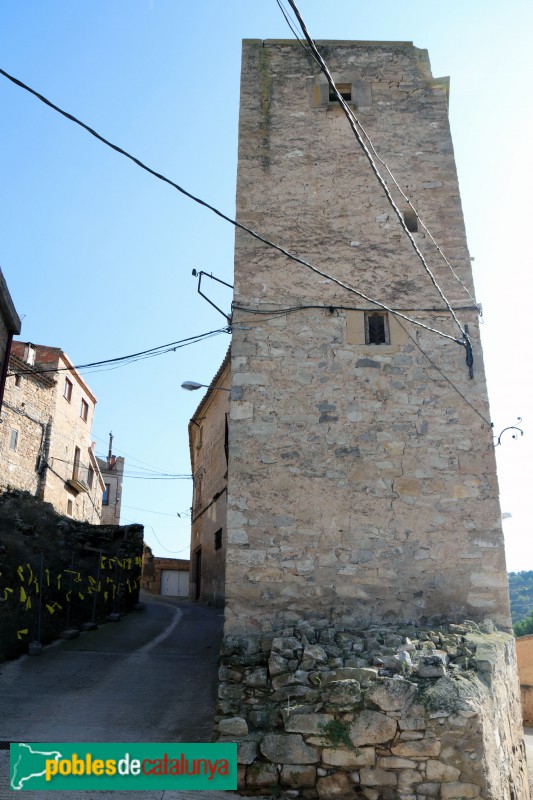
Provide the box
[37,419,53,499]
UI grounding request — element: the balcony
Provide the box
[67,462,94,494]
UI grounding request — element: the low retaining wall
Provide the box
[216,620,529,799]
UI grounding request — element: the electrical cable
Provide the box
[0,66,464,348]
[51,455,191,479]
[125,520,190,555]
[393,317,491,427]
[275,2,479,311]
[7,328,229,377]
[92,433,180,475]
[355,128,479,308]
[283,0,468,342]
[233,302,479,317]
[274,0,320,65]
[121,504,191,518]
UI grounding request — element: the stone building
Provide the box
[226,39,509,633]
[96,433,124,525]
[141,545,190,597]
[211,40,528,798]
[0,342,105,523]
[0,268,21,416]
[188,350,230,606]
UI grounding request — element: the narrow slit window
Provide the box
[365,312,390,345]
[329,83,351,103]
[80,398,89,422]
[403,209,418,233]
[9,429,18,451]
[214,528,223,551]
[64,378,73,402]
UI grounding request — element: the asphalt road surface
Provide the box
[0,591,256,799]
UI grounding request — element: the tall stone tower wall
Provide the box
[226,40,510,634]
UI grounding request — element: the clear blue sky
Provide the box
[1,1,531,569]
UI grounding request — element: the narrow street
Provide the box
[0,591,252,799]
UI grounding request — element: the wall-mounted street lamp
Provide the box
[181,381,230,392]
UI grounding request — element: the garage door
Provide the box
[160,570,189,597]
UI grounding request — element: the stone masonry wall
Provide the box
[216,619,529,800]
[0,369,53,496]
[190,357,230,606]
[226,40,510,632]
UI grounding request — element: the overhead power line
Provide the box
[8,328,229,378]
[92,432,180,475]
[275,0,478,310]
[0,66,464,347]
[283,0,467,343]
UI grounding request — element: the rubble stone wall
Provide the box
[1,371,53,495]
[216,620,529,799]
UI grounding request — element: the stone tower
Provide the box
[216,41,528,798]
[226,40,510,634]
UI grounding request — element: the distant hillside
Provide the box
[509,571,533,630]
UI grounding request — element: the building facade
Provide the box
[225,39,510,634]
[141,545,190,597]
[188,350,230,607]
[0,268,21,416]
[0,342,104,522]
[96,435,124,525]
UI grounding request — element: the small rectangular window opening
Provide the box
[9,429,18,451]
[214,528,223,551]
[73,446,81,479]
[14,375,21,387]
[403,209,418,233]
[67,499,73,516]
[329,83,351,103]
[103,484,110,505]
[365,312,390,345]
[194,475,203,509]
[64,378,73,402]
[80,399,89,422]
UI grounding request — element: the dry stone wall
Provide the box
[216,620,528,799]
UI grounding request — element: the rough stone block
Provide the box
[218,716,248,736]
[280,764,317,788]
[246,761,278,788]
[365,677,417,711]
[260,733,319,764]
[440,783,481,799]
[425,759,461,782]
[284,713,334,735]
[316,772,354,798]
[359,766,398,787]
[376,756,418,769]
[391,738,441,758]
[418,652,448,678]
[323,747,375,767]
[349,710,397,746]
[327,679,362,705]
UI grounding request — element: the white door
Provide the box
[160,570,180,596]
[160,569,189,596]
[177,570,189,597]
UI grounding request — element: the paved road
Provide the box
[0,592,256,799]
